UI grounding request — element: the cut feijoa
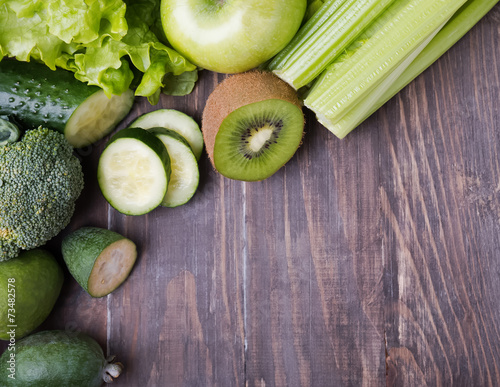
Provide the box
[147,127,199,207]
[0,330,123,386]
[98,127,171,216]
[0,249,63,340]
[131,109,204,160]
[62,227,137,298]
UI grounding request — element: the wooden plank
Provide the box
[106,71,246,386]
[383,7,500,385]
[242,108,385,386]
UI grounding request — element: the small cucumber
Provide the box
[98,127,171,215]
[0,60,134,148]
[0,118,20,146]
[131,109,204,160]
[148,127,200,207]
[62,227,137,298]
[0,249,63,340]
[0,330,123,386]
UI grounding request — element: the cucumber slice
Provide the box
[131,109,204,160]
[0,118,20,146]
[148,128,200,207]
[98,127,171,215]
[65,89,134,148]
[62,227,137,298]
[0,60,134,148]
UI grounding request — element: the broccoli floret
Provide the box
[0,127,84,261]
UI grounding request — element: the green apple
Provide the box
[161,0,307,74]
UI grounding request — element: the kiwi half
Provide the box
[202,71,304,181]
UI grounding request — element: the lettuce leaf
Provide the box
[0,0,197,102]
[0,3,78,68]
[46,0,128,44]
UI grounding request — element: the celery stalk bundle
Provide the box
[268,0,397,89]
[304,0,467,138]
[363,0,500,123]
[269,0,498,138]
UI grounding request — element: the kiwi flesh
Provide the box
[202,71,304,181]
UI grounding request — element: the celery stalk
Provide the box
[305,0,327,21]
[360,0,500,123]
[304,0,468,139]
[269,0,349,73]
[315,23,444,137]
[268,0,397,90]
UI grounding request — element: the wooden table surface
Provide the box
[2,5,500,386]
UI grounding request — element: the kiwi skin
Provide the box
[201,71,304,167]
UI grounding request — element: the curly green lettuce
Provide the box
[0,0,197,104]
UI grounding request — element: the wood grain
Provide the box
[1,5,499,386]
[383,7,500,385]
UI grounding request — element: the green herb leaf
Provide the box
[0,0,197,100]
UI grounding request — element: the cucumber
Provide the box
[0,250,63,340]
[62,227,137,298]
[0,60,134,148]
[148,128,200,207]
[0,118,20,146]
[0,330,122,386]
[131,109,204,160]
[98,127,171,215]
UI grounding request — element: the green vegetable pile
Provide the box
[269,0,499,138]
[0,128,84,261]
[0,0,197,104]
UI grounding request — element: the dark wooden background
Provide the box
[2,5,500,386]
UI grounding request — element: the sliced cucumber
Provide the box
[65,89,134,148]
[0,60,134,148]
[0,118,20,146]
[62,227,137,298]
[98,127,171,216]
[148,128,200,207]
[131,109,204,160]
